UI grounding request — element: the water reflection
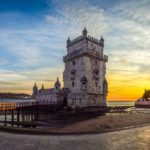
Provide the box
[125,107,150,114]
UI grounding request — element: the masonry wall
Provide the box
[63,36,107,108]
[36,90,64,104]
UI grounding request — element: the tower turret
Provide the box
[55,77,61,90]
[32,83,38,99]
[41,84,44,90]
[99,36,104,47]
[67,37,71,47]
[82,27,88,37]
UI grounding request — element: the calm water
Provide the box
[107,101,135,107]
[0,99,135,106]
[0,99,35,102]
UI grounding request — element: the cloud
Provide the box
[0,0,150,100]
[113,0,150,24]
[47,0,109,38]
[0,0,110,94]
[0,66,64,93]
[103,0,150,83]
[0,58,9,65]
[0,22,65,70]
[0,81,21,85]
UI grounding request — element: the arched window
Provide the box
[81,76,88,90]
[95,60,97,65]
[72,81,74,87]
[72,60,75,65]
[95,82,97,87]
[79,98,82,104]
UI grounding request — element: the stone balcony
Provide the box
[63,48,108,62]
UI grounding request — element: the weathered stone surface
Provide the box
[32,29,108,109]
[0,126,149,150]
[64,29,108,108]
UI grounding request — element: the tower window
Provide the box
[95,82,97,87]
[79,98,82,104]
[71,70,76,75]
[95,60,97,65]
[72,60,75,65]
[72,82,75,87]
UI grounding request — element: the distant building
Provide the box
[32,28,108,109]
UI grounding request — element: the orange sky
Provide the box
[0,61,149,101]
[1,76,147,102]
[106,73,150,101]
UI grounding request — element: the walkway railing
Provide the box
[0,101,64,111]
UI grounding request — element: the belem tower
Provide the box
[32,28,108,111]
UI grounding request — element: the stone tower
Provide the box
[63,28,108,108]
[32,83,38,99]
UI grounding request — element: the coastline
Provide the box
[0,112,150,135]
[0,121,149,136]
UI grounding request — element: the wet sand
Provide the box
[46,113,150,134]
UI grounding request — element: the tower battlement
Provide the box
[67,28,104,48]
[63,48,108,63]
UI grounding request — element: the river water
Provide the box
[0,99,135,106]
[0,126,149,150]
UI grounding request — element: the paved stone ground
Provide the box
[0,126,150,150]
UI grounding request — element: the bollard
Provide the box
[4,110,7,126]
[17,109,20,127]
[11,109,14,127]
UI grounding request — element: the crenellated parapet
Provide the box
[87,35,102,46]
[63,48,108,62]
[67,28,104,48]
[67,35,83,47]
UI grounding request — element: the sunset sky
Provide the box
[0,0,150,101]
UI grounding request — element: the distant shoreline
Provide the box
[107,100,135,102]
[0,93,31,100]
